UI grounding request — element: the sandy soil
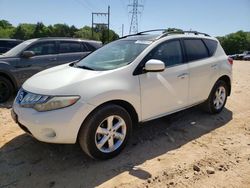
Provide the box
[0,61,250,188]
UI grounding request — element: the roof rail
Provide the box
[120,29,166,39]
[120,29,210,39]
[158,30,210,39]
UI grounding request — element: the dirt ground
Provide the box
[0,61,250,188]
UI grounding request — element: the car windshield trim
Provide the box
[75,39,150,71]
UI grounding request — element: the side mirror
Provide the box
[22,51,35,58]
[144,59,165,72]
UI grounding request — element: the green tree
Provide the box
[33,22,47,38]
[12,23,35,40]
[52,24,71,37]
[217,31,250,54]
[0,20,12,29]
[0,20,14,38]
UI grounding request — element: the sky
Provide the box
[0,0,249,37]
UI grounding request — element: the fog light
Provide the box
[42,128,56,138]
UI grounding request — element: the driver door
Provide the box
[15,41,58,84]
[139,39,189,121]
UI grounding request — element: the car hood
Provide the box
[22,63,103,95]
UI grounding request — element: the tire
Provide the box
[0,76,14,103]
[203,80,228,114]
[78,104,132,160]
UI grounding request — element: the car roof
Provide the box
[121,30,216,42]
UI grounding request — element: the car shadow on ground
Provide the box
[0,106,232,188]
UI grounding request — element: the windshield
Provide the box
[3,39,37,57]
[76,40,151,71]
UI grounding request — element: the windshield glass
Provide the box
[76,40,151,71]
[3,39,37,57]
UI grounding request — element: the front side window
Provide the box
[59,42,83,53]
[145,40,183,67]
[27,42,57,56]
[184,39,209,61]
[76,40,150,71]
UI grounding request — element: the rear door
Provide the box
[183,38,219,105]
[57,41,90,64]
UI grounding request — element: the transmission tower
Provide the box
[128,0,143,34]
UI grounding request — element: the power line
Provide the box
[128,0,144,34]
[74,0,93,12]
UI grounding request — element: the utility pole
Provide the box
[128,0,143,34]
[91,6,110,42]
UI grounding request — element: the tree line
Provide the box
[217,31,250,55]
[0,20,119,44]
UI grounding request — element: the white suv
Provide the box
[12,30,233,159]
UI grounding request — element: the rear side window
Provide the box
[0,41,7,47]
[59,42,84,53]
[7,41,21,48]
[184,39,209,61]
[147,40,183,67]
[203,39,218,56]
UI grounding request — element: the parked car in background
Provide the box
[0,39,23,54]
[235,51,250,60]
[243,54,250,60]
[12,30,232,159]
[0,37,102,102]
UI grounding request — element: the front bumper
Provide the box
[12,99,96,144]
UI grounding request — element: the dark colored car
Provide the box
[0,37,102,102]
[0,39,23,54]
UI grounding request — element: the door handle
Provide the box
[211,64,217,68]
[177,73,189,79]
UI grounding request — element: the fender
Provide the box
[0,61,18,90]
[86,89,142,121]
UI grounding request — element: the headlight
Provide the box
[19,91,80,112]
[33,96,80,112]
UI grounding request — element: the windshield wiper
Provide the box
[70,62,94,70]
[76,64,95,70]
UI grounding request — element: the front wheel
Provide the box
[78,104,132,159]
[203,80,228,114]
[0,76,14,103]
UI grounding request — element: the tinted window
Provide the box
[84,42,96,51]
[7,41,21,48]
[184,39,209,61]
[27,42,57,56]
[0,41,7,47]
[59,42,83,53]
[147,40,183,67]
[203,39,218,56]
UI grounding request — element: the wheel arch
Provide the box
[77,99,139,140]
[217,75,231,96]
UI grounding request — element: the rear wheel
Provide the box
[203,80,228,114]
[78,104,132,159]
[0,76,14,103]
